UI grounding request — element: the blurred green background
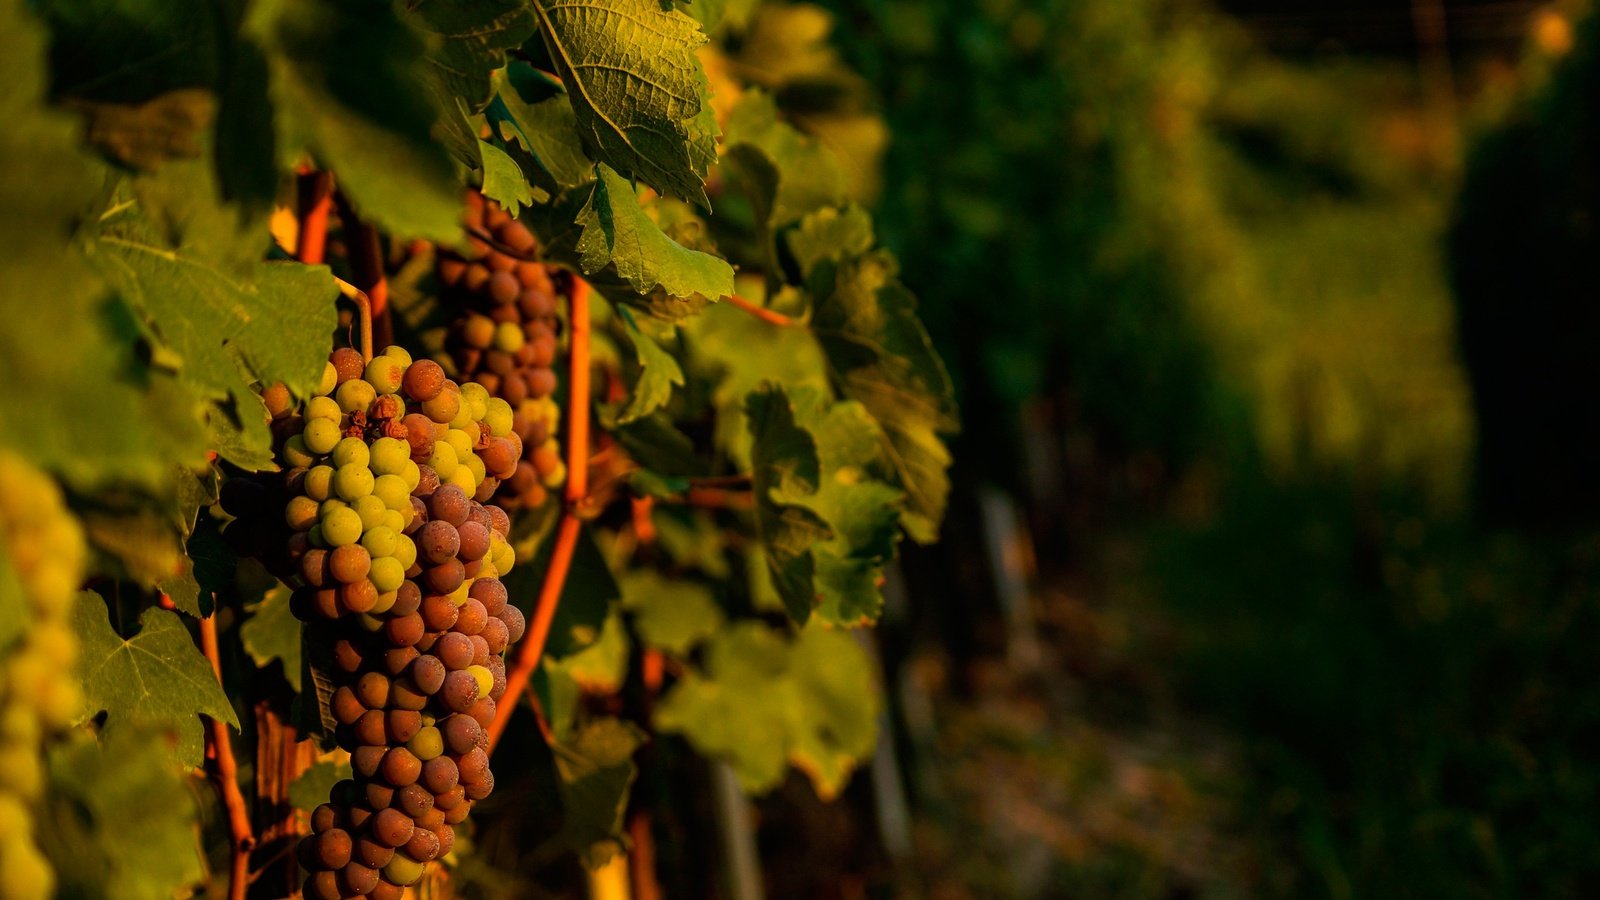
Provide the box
[741,0,1600,897]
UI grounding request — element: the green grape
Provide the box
[381,509,406,534]
[447,398,474,431]
[383,854,424,886]
[304,465,335,502]
[408,726,443,761]
[333,464,375,502]
[320,498,350,516]
[492,321,525,353]
[462,452,486,485]
[443,429,474,459]
[303,417,341,455]
[370,557,406,594]
[361,526,399,559]
[370,590,398,615]
[461,382,490,420]
[394,535,418,571]
[305,396,342,423]
[332,437,371,470]
[466,665,493,699]
[428,442,459,480]
[369,438,411,476]
[400,460,421,492]
[447,580,470,608]
[484,398,514,437]
[354,495,387,531]
[383,345,414,367]
[285,496,319,531]
[321,507,364,547]
[315,361,339,396]
[335,378,377,415]
[281,435,316,469]
[373,475,410,512]
[446,466,478,496]
[364,356,406,395]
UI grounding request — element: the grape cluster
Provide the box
[437,193,566,510]
[229,346,526,898]
[0,453,87,900]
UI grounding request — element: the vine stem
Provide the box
[295,171,334,266]
[334,277,374,363]
[488,276,593,753]
[726,293,794,327]
[334,195,393,348]
[200,614,255,900]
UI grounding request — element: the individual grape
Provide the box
[355,672,391,709]
[382,854,424,887]
[321,507,364,547]
[371,808,414,849]
[334,463,375,501]
[336,378,377,415]
[396,783,434,818]
[370,557,405,593]
[370,437,411,476]
[355,837,395,870]
[502,604,526,642]
[380,748,421,787]
[333,436,371,470]
[384,345,414,367]
[420,594,458,632]
[329,545,372,583]
[306,395,343,423]
[402,360,445,402]
[435,632,473,670]
[386,709,422,744]
[304,870,340,900]
[304,465,335,502]
[421,756,459,795]
[365,355,406,395]
[443,713,484,755]
[340,862,380,896]
[421,389,460,425]
[424,559,464,594]
[332,687,366,726]
[410,656,446,695]
[312,804,340,834]
[441,670,479,713]
[404,826,441,863]
[454,599,487,636]
[465,664,493,699]
[408,726,444,761]
[353,494,387,530]
[314,828,353,869]
[316,360,340,395]
[304,417,342,455]
[331,347,365,385]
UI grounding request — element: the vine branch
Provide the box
[488,276,593,753]
[199,613,255,900]
[334,194,393,348]
[334,277,374,363]
[295,171,334,266]
[727,293,794,327]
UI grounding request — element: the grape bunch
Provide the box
[436,193,566,510]
[229,345,526,898]
[0,453,88,900]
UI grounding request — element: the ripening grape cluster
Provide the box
[223,345,527,898]
[437,193,566,510]
[0,453,87,900]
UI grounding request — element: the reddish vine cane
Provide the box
[489,275,592,753]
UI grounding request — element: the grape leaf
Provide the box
[654,621,878,798]
[619,570,722,655]
[531,0,718,205]
[508,523,620,659]
[550,717,645,869]
[159,509,235,618]
[479,139,536,218]
[241,584,301,692]
[785,391,903,626]
[682,294,830,464]
[93,202,340,405]
[251,0,462,241]
[576,163,735,301]
[74,592,240,767]
[549,609,629,693]
[0,2,210,490]
[786,203,873,277]
[794,214,957,543]
[616,310,685,424]
[82,508,189,593]
[404,0,538,113]
[722,89,846,230]
[42,728,203,900]
[493,70,594,192]
[289,758,351,812]
[744,384,831,622]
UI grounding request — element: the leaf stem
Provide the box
[199,613,256,900]
[727,293,794,327]
[334,278,374,363]
[488,275,594,754]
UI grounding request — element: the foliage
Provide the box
[0,0,953,894]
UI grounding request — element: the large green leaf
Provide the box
[722,89,846,230]
[0,1,210,490]
[492,70,594,192]
[90,202,337,430]
[619,570,722,656]
[74,592,240,767]
[41,728,203,900]
[241,584,301,692]
[654,621,878,798]
[252,0,462,241]
[794,211,957,543]
[479,139,535,217]
[615,310,685,425]
[531,0,718,205]
[785,392,902,626]
[576,164,734,301]
[405,0,538,113]
[550,717,645,869]
[744,384,831,622]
